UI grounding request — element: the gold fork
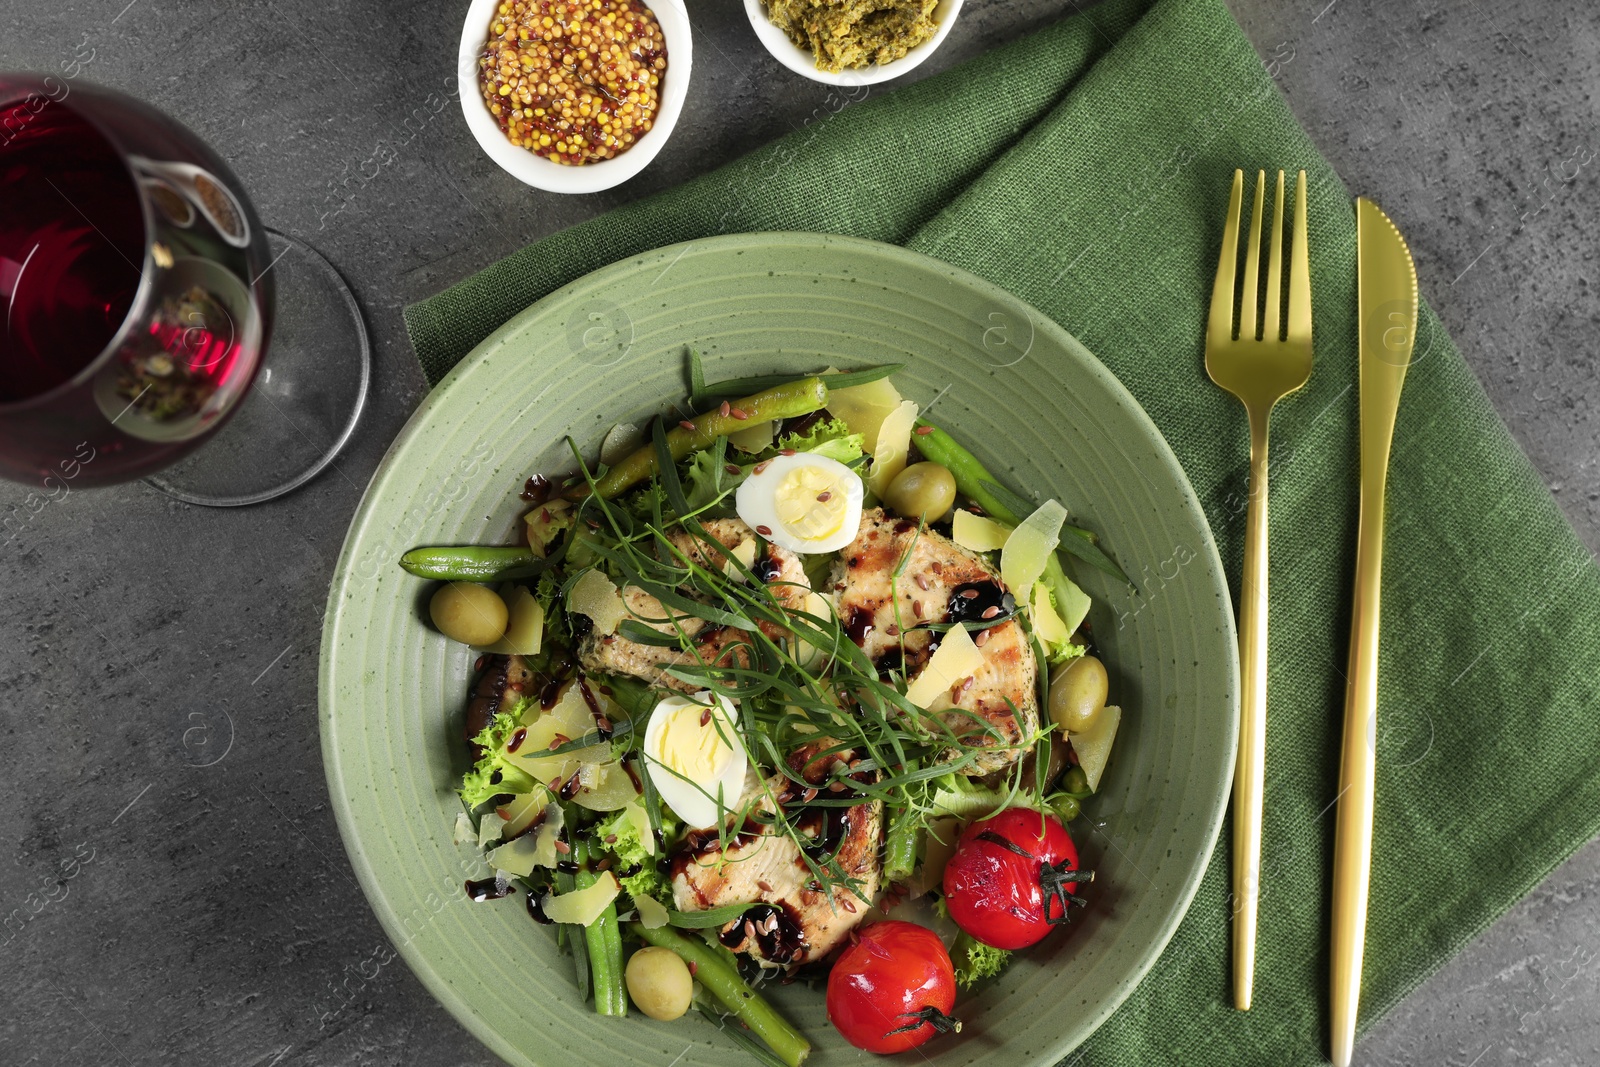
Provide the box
[1205,168,1314,1011]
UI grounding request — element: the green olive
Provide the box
[429,581,509,646]
[883,462,957,522]
[1063,765,1091,797]
[1049,654,1109,734]
[625,945,693,1021]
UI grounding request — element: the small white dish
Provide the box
[743,0,964,86]
[457,0,692,194]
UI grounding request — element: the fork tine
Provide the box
[1263,171,1286,341]
[1238,171,1266,341]
[1287,169,1312,343]
[1208,170,1245,343]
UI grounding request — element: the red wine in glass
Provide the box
[0,75,273,488]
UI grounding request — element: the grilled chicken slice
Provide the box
[577,520,810,690]
[671,743,880,968]
[832,508,1038,775]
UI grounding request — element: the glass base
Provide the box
[143,230,370,507]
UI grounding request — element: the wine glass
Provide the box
[0,74,369,505]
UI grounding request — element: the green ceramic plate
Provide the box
[320,232,1238,1067]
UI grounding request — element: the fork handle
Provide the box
[1232,409,1272,1012]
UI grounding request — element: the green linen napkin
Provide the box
[405,0,1600,1062]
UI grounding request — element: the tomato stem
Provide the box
[884,1005,963,1038]
[1041,861,1095,926]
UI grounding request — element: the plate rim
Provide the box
[320,230,1239,1066]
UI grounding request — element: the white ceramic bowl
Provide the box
[743,0,964,86]
[457,0,692,194]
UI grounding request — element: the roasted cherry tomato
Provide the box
[942,807,1087,950]
[826,920,961,1054]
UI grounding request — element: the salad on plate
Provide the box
[400,355,1129,1064]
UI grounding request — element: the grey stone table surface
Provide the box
[2,0,1597,1064]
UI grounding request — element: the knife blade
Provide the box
[1329,198,1419,1067]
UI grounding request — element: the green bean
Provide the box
[882,807,919,885]
[578,377,829,501]
[912,423,1022,524]
[399,545,546,581]
[628,923,811,1067]
[913,420,1093,617]
[576,846,628,1016]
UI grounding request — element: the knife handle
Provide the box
[1231,410,1271,1011]
[1329,474,1389,1067]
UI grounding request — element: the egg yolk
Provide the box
[774,466,849,542]
[655,700,734,782]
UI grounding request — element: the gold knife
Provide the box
[1329,198,1418,1067]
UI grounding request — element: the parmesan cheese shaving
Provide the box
[867,400,919,499]
[541,871,620,926]
[904,623,987,708]
[569,568,626,635]
[952,509,1011,553]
